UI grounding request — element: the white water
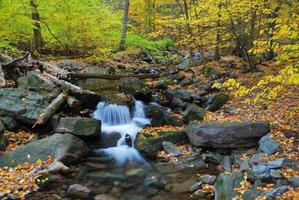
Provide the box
[93,100,150,165]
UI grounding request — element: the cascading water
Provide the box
[93,100,150,165]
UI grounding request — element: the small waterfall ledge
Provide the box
[92,100,150,165]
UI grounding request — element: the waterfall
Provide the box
[93,100,150,165]
[93,102,131,125]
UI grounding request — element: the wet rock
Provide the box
[86,171,127,183]
[119,77,151,102]
[162,141,182,156]
[67,184,90,199]
[258,134,280,155]
[166,178,196,194]
[200,175,216,184]
[266,186,288,200]
[1,116,18,130]
[144,174,166,189]
[48,161,69,174]
[214,173,236,200]
[206,93,229,111]
[182,104,205,124]
[0,133,89,167]
[189,182,202,193]
[187,121,270,148]
[242,189,262,200]
[177,153,205,170]
[0,88,54,124]
[136,130,188,157]
[97,132,121,148]
[55,117,101,137]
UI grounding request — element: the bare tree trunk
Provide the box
[30,0,43,51]
[0,64,6,87]
[119,0,130,51]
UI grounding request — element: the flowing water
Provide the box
[92,100,150,165]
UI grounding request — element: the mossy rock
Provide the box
[135,131,189,157]
[206,93,230,112]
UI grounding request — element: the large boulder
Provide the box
[0,133,89,167]
[186,121,270,148]
[119,77,151,102]
[135,131,189,157]
[55,117,101,137]
[182,104,205,124]
[0,88,53,124]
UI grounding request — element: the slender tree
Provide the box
[30,0,43,51]
[119,0,130,51]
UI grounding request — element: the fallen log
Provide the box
[32,60,69,79]
[42,72,102,108]
[68,72,161,80]
[2,52,30,67]
[34,92,67,127]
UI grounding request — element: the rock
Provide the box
[177,153,205,170]
[288,177,299,187]
[266,186,288,200]
[258,134,280,155]
[144,174,166,189]
[48,161,69,174]
[7,193,20,200]
[269,169,282,178]
[242,189,262,200]
[154,80,168,90]
[240,160,251,172]
[148,103,183,127]
[249,153,268,166]
[55,117,101,137]
[181,78,193,86]
[200,175,216,184]
[1,116,18,130]
[171,97,187,109]
[0,133,89,167]
[203,151,223,165]
[224,156,232,173]
[190,189,206,200]
[214,173,236,200]
[136,130,188,157]
[232,171,244,187]
[17,72,60,99]
[119,77,151,102]
[206,93,229,111]
[187,121,270,148]
[0,122,8,151]
[0,88,54,124]
[166,178,197,194]
[171,88,192,101]
[182,104,205,124]
[176,54,191,70]
[67,184,90,199]
[94,194,117,200]
[189,182,202,193]
[86,171,127,183]
[162,141,182,156]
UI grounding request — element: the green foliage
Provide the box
[126,35,175,52]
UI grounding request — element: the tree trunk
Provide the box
[30,0,43,51]
[215,2,222,60]
[119,0,130,51]
[0,64,6,87]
